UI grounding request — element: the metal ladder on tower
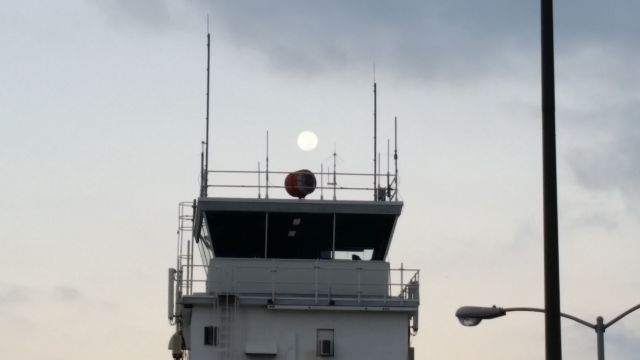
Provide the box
[217,293,238,360]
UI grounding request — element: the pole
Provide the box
[596,316,605,360]
[204,32,211,197]
[541,0,562,358]
[266,131,269,199]
[394,116,398,200]
[373,81,377,200]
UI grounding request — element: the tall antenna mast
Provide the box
[265,131,270,199]
[394,116,398,200]
[203,29,212,197]
[373,65,377,200]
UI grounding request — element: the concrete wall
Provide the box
[188,304,410,360]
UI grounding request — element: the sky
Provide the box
[1,1,639,359]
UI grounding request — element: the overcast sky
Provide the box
[1,1,639,359]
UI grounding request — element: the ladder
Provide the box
[217,294,238,360]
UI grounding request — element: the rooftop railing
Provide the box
[205,169,399,202]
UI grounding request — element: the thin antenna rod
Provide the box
[320,163,324,200]
[203,32,211,197]
[373,73,377,200]
[387,139,390,200]
[394,116,398,200]
[333,146,337,200]
[258,161,261,199]
[378,151,381,197]
[200,142,205,196]
[266,131,269,199]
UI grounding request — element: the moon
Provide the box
[297,131,318,151]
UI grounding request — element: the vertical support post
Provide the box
[258,162,261,199]
[400,262,404,304]
[200,143,205,197]
[186,239,192,295]
[357,267,362,304]
[541,0,562,359]
[314,260,319,305]
[394,116,398,200]
[320,163,324,200]
[373,81,378,200]
[332,149,337,200]
[204,32,211,197]
[332,213,336,259]
[271,260,276,303]
[378,151,381,200]
[596,317,605,360]
[264,212,269,258]
[265,131,269,199]
[387,139,390,200]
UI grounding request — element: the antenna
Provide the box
[203,31,212,197]
[373,68,377,200]
[265,131,270,199]
[200,141,205,196]
[320,163,324,200]
[387,139,390,200]
[394,116,398,200]
[328,144,337,200]
[378,151,381,200]
[258,161,261,199]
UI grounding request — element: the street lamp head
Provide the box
[455,306,507,326]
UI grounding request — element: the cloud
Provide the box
[190,0,541,79]
[0,283,31,305]
[52,286,83,303]
[91,0,640,80]
[568,121,640,194]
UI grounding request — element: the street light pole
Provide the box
[455,304,640,360]
[540,0,562,359]
[596,316,605,360]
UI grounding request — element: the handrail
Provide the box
[177,263,419,303]
[205,168,399,201]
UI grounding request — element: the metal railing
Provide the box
[178,263,419,307]
[207,169,399,201]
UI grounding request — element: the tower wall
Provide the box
[188,304,410,360]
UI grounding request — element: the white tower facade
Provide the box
[169,192,419,360]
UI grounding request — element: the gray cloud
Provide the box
[95,0,640,80]
[0,283,31,305]
[52,286,83,303]
[568,121,640,192]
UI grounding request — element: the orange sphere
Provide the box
[285,170,317,199]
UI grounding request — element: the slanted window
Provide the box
[316,329,334,357]
[204,326,218,346]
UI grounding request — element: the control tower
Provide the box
[168,33,419,360]
[168,169,419,360]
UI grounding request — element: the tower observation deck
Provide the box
[168,169,420,360]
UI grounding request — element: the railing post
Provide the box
[385,268,389,304]
[314,261,319,305]
[400,263,404,304]
[357,267,362,304]
[271,261,276,303]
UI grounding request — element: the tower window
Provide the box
[204,326,218,346]
[316,329,334,357]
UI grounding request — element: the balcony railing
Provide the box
[206,169,399,201]
[178,262,419,308]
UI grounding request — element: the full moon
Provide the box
[297,131,318,151]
